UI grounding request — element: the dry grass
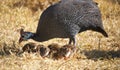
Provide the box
[0,0,120,70]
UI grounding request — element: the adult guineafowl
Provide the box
[19,0,108,46]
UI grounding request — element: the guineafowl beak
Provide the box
[19,37,23,44]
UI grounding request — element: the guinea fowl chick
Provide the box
[22,42,36,53]
[48,43,60,53]
[48,43,61,58]
[57,44,76,60]
[37,45,50,58]
[62,44,76,53]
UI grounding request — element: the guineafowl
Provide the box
[53,44,76,60]
[58,44,76,60]
[19,0,108,46]
[37,45,50,58]
[48,43,60,52]
[48,43,61,58]
[22,42,36,53]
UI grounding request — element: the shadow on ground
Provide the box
[83,50,120,60]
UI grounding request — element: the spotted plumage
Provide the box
[22,42,36,53]
[37,45,50,58]
[19,0,108,46]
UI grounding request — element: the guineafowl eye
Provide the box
[21,34,28,40]
[21,32,33,40]
[21,35,25,38]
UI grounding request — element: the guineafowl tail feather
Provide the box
[101,30,108,37]
[96,27,108,37]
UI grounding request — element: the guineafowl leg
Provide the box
[69,38,72,45]
[72,37,76,46]
[69,37,76,46]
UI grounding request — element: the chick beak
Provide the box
[19,37,23,44]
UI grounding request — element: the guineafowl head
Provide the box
[19,29,34,43]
